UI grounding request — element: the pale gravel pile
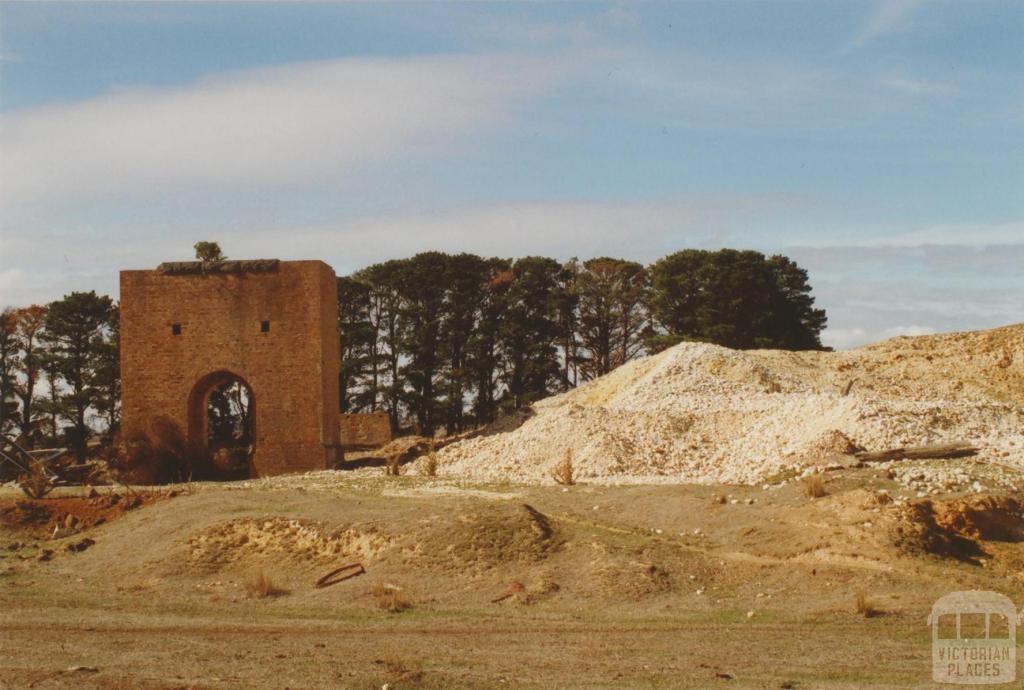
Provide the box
[437,324,1024,485]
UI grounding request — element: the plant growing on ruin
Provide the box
[193,241,226,264]
[551,448,575,486]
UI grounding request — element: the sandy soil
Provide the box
[2,465,1023,689]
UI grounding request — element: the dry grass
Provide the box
[804,472,826,499]
[17,462,54,500]
[551,449,575,486]
[379,657,425,685]
[421,451,438,477]
[373,583,412,613]
[245,570,288,599]
[854,588,881,618]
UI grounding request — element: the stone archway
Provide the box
[120,260,342,477]
[188,370,255,479]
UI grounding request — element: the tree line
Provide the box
[0,246,826,452]
[0,292,119,457]
[339,249,826,435]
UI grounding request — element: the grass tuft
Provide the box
[551,449,575,486]
[373,583,412,613]
[421,449,438,477]
[245,570,288,599]
[804,472,826,499]
[854,587,880,618]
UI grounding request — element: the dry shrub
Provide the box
[421,451,438,477]
[18,461,54,499]
[551,449,575,486]
[854,588,880,618]
[113,416,192,485]
[373,583,411,613]
[149,416,192,482]
[245,570,288,599]
[379,657,424,685]
[804,472,826,499]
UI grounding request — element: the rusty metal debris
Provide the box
[491,581,525,604]
[315,562,366,588]
[1,437,64,477]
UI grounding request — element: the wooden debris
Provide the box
[854,442,979,463]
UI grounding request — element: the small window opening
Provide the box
[260,320,270,333]
[172,323,182,336]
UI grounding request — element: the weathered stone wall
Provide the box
[339,412,392,450]
[120,260,341,476]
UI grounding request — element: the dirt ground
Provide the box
[2,467,1023,689]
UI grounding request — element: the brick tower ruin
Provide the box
[120,259,341,477]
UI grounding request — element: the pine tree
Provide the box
[575,258,650,379]
[468,259,512,425]
[11,305,49,445]
[41,291,115,458]
[499,257,565,410]
[337,276,375,413]
[647,249,825,351]
[0,309,19,436]
[439,253,491,433]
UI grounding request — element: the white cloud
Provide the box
[820,327,870,350]
[0,269,25,300]
[796,242,1024,350]
[879,324,937,339]
[848,222,1024,248]
[0,196,796,306]
[852,0,925,46]
[878,74,957,97]
[823,324,937,350]
[187,199,749,271]
[0,54,554,209]
[2,200,1022,353]
[593,46,973,135]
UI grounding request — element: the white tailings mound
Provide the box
[437,324,1024,484]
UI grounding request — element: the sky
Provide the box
[0,1,1021,349]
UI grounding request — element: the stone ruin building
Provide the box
[119,259,342,477]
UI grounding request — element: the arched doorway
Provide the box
[188,371,255,479]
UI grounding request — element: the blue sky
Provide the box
[1,1,1021,348]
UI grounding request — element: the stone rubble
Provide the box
[436,324,1024,486]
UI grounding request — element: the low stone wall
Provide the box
[339,412,392,450]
